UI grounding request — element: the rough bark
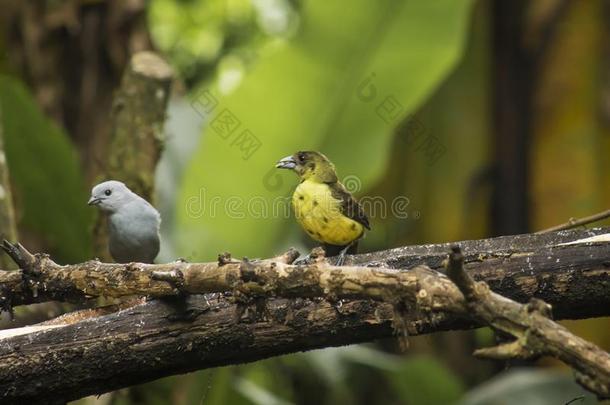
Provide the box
[0,228,609,402]
[0,0,152,178]
[349,227,610,319]
[105,51,173,200]
[0,297,402,404]
[446,246,610,398]
[0,228,609,320]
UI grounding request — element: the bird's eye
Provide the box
[104,189,112,196]
[297,153,306,162]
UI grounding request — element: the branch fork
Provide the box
[0,228,610,401]
[445,245,610,399]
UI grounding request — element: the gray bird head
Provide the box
[88,180,136,213]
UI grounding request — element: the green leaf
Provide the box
[387,354,464,405]
[177,0,474,259]
[0,76,93,262]
[234,377,292,405]
[459,368,598,405]
[189,367,247,405]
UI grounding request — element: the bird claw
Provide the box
[333,243,353,266]
[294,254,312,265]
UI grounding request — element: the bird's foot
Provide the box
[335,253,346,266]
[333,243,354,266]
[294,254,312,265]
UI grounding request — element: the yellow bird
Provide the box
[276,151,370,263]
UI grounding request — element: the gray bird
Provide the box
[88,180,160,264]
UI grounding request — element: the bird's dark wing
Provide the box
[330,182,371,230]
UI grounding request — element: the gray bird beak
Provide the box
[276,156,297,170]
[88,196,102,206]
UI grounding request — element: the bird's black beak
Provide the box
[88,196,102,206]
[276,156,297,170]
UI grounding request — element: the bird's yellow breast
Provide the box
[292,180,364,246]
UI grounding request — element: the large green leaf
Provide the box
[0,76,92,262]
[177,0,474,259]
[387,354,465,405]
[459,368,598,405]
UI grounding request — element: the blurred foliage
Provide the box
[367,0,492,248]
[526,0,610,364]
[148,0,300,87]
[145,0,610,403]
[530,0,608,230]
[386,354,465,404]
[0,0,607,404]
[174,0,474,260]
[92,346,467,405]
[0,76,92,263]
[459,368,598,405]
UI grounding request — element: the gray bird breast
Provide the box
[107,203,160,264]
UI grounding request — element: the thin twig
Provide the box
[536,209,610,233]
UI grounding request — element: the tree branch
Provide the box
[536,208,610,233]
[106,51,173,200]
[446,246,610,398]
[2,227,610,318]
[0,228,609,402]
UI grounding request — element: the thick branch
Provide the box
[2,228,610,320]
[0,257,473,403]
[107,50,173,199]
[446,246,610,398]
[0,229,609,401]
[349,227,610,319]
[0,297,410,403]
